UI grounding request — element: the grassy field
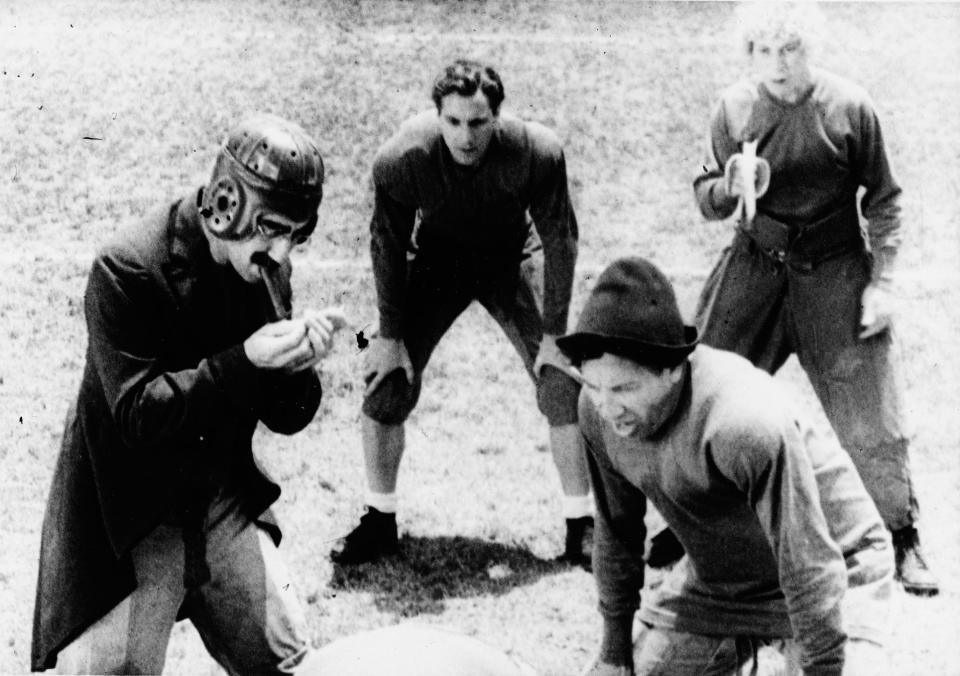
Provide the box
[3,1,959,674]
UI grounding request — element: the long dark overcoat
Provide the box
[31,193,322,670]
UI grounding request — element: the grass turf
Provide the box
[3,2,960,674]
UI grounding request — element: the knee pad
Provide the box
[361,369,422,425]
[537,365,580,426]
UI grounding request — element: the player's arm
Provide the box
[802,426,894,649]
[244,263,329,434]
[854,97,904,339]
[86,251,295,449]
[581,402,647,670]
[528,135,578,362]
[364,158,418,392]
[855,97,903,265]
[693,98,743,220]
[715,414,848,675]
[242,323,323,435]
[369,159,418,341]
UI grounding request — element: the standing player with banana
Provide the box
[330,59,594,568]
[690,2,938,595]
[32,114,346,674]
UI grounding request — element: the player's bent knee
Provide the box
[537,365,580,426]
[361,369,421,425]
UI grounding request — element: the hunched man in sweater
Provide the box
[561,257,893,676]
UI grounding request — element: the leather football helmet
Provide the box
[199,114,324,241]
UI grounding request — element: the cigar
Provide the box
[251,251,292,321]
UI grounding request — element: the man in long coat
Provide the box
[32,114,345,674]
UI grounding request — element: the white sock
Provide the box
[562,493,593,520]
[366,490,398,514]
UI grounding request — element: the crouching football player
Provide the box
[561,258,893,675]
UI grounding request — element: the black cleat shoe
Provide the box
[893,526,939,596]
[563,516,594,571]
[330,507,399,565]
[646,527,685,569]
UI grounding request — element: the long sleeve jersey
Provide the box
[693,68,903,256]
[582,346,892,676]
[369,110,579,338]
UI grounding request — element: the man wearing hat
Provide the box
[559,257,893,675]
[32,114,346,674]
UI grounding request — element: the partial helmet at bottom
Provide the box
[199,114,325,241]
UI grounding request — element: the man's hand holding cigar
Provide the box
[245,308,348,374]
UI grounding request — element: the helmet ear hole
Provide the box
[201,175,244,237]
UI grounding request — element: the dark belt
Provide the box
[738,205,864,269]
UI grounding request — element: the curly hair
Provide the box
[430,59,505,114]
[735,1,826,56]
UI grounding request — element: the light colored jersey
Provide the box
[582,346,892,673]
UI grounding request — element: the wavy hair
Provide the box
[431,59,505,114]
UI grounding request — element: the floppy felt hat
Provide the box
[557,257,699,368]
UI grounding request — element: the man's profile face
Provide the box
[750,33,812,103]
[580,353,684,438]
[438,90,498,167]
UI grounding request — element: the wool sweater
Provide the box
[582,346,892,675]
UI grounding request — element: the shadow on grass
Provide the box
[329,534,573,617]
